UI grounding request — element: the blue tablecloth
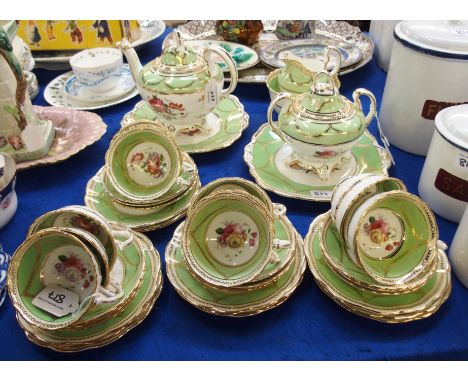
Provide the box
[1,28,466,361]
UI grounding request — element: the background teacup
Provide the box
[0,153,18,229]
[8,228,123,330]
[418,104,468,223]
[346,190,438,285]
[70,48,123,93]
[449,205,468,288]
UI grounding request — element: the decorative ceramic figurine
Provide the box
[267,70,376,181]
[215,20,263,46]
[119,31,238,134]
[275,20,315,40]
[0,21,55,162]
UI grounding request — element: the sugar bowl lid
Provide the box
[394,20,468,60]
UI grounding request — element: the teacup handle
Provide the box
[352,88,376,127]
[112,229,134,251]
[324,45,342,76]
[269,239,291,264]
[176,177,191,187]
[94,279,124,304]
[273,203,287,218]
[182,161,195,173]
[72,279,123,318]
[204,45,238,96]
[267,93,294,143]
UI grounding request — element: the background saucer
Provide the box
[63,65,135,104]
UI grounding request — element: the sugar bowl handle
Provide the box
[352,88,376,127]
[204,45,238,96]
[267,93,293,142]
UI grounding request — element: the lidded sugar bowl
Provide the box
[120,31,238,133]
[268,70,376,181]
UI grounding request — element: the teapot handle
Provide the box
[352,88,376,127]
[267,93,293,142]
[204,46,238,96]
[324,45,342,76]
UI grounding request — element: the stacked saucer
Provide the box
[166,177,306,316]
[7,205,162,351]
[85,121,201,231]
[304,174,451,323]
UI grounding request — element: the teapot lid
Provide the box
[292,70,355,122]
[153,31,206,75]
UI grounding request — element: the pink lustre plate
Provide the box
[17,106,107,171]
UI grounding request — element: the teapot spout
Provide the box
[118,38,142,81]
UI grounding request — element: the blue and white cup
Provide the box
[70,48,123,93]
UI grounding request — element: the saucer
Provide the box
[16,231,162,352]
[166,220,306,317]
[15,106,107,170]
[259,38,363,70]
[183,40,259,71]
[121,95,249,154]
[85,166,201,232]
[63,65,136,104]
[244,123,392,202]
[45,70,139,111]
[304,214,451,323]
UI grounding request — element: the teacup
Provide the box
[182,190,276,288]
[8,228,123,330]
[330,174,407,238]
[70,48,123,93]
[52,226,110,288]
[192,177,286,219]
[346,190,438,285]
[105,121,184,203]
[0,153,17,229]
[27,205,133,270]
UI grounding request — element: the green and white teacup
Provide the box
[27,205,133,270]
[346,190,438,285]
[182,190,275,288]
[8,228,123,330]
[105,121,183,203]
[192,177,286,219]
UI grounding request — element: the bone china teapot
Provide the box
[267,70,376,181]
[120,31,238,132]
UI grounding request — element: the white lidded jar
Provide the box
[449,205,468,288]
[379,20,468,156]
[418,104,468,222]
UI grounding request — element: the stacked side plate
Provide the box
[304,213,451,323]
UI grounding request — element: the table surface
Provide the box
[1,28,466,361]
